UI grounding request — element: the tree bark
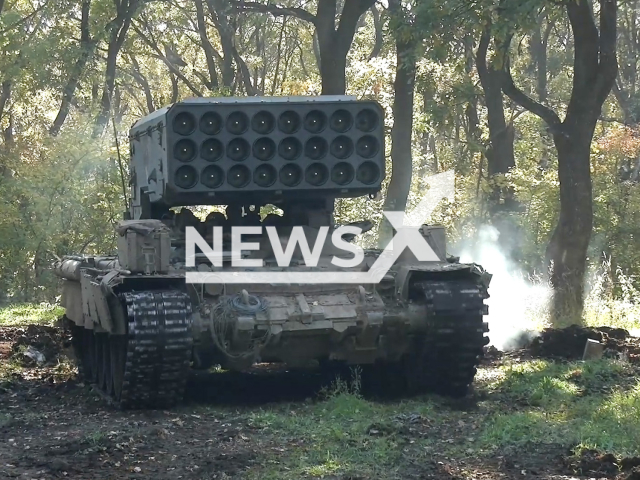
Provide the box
[477,28,516,216]
[271,17,287,95]
[0,80,11,124]
[316,0,375,94]
[368,6,383,60]
[546,121,596,323]
[380,0,416,245]
[50,0,95,136]
[129,55,154,113]
[170,73,179,103]
[529,14,553,103]
[502,0,618,323]
[94,0,140,137]
[195,0,219,89]
[206,0,236,88]
[235,0,374,95]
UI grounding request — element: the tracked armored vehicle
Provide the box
[54,96,491,409]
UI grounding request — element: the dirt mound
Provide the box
[528,324,640,361]
[567,449,640,478]
[1,324,72,366]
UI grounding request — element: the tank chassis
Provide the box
[54,96,492,408]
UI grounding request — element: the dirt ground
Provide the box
[1,324,640,480]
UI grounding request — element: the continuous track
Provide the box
[360,276,490,397]
[412,278,490,396]
[72,290,193,409]
[69,279,488,407]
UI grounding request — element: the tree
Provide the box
[50,0,96,136]
[501,0,618,322]
[613,0,639,125]
[476,27,516,214]
[380,0,418,244]
[94,0,144,136]
[234,0,376,94]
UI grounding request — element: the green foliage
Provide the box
[480,359,640,457]
[244,382,436,479]
[0,0,638,316]
[0,124,124,301]
[0,303,64,326]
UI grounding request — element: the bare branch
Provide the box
[501,56,561,128]
[231,1,316,24]
[132,23,204,97]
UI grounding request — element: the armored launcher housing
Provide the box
[54,96,491,408]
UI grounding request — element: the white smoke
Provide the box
[458,225,551,350]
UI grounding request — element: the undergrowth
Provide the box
[583,259,640,332]
[0,303,64,326]
[237,358,640,479]
[479,359,640,458]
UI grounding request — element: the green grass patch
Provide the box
[0,303,64,326]
[575,383,640,456]
[243,378,439,479]
[479,359,640,457]
[212,360,640,478]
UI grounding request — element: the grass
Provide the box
[0,303,64,326]
[2,302,640,477]
[241,377,442,480]
[234,360,640,479]
[479,359,640,458]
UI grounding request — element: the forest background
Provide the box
[0,0,638,328]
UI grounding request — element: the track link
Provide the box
[409,279,490,396]
[341,276,490,398]
[73,290,193,409]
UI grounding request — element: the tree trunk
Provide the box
[477,29,516,216]
[234,0,373,95]
[170,73,179,103]
[129,55,154,113]
[0,80,11,123]
[530,15,552,103]
[315,0,376,95]
[271,18,287,95]
[94,0,138,137]
[94,27,122,136]
[379,1,416,246]
[195,0,219,89]
[547,120,597,322]
[501,0,618,323]
[318,45,348,95]
[206,0,236,88]
[50,0,95,136]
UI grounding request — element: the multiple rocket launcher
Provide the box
[128,97,387,214]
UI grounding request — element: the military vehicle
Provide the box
[53,96,491,409]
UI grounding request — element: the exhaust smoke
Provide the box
[458,225,551,351]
